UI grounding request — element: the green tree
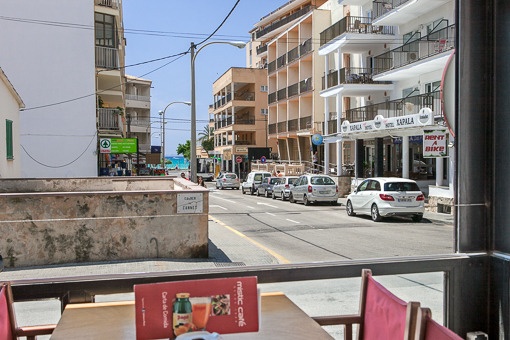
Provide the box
[198,125,214,142]
[176,140,191,160]
[201,138,214,155]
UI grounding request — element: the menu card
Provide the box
[134,276,259,340]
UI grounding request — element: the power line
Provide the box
[194,0,242,47]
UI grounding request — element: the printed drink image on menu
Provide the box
[134,277,258,340]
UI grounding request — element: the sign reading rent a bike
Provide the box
[100,138,138,154]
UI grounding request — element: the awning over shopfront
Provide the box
[324,108,447,142]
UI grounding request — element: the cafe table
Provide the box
[49,292,334,339]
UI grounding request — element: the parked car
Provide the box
[215,172,240,190]
[289,174,339,206]
[241,171,272,195]
[257,177,284,198]
[272,176,299,201]
[345,177,425,222]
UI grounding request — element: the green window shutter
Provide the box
[6,119,13,159]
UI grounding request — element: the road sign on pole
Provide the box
[236,156,243,163]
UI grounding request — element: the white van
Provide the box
[241,171,272,195]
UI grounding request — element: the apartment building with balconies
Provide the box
[249,0,330,167]
[124,75,152,163]
[0,1,99,177]
[318,0,454,210]
[95,0,129,173]
[212,67,273,175]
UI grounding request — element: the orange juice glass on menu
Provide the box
[190,297,212,330]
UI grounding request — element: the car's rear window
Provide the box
[310,176,335,185]
[385,182,421,191]
[288,178,298,185]
[225,174,236,179]
[270,178,282,184]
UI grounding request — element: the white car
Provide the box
[215,172,240,190]
[241,171,272,195]
[346,177,425,222]
[272,176,299,201]
[289,174,339,205]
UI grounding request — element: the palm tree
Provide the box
[198,125,214,142]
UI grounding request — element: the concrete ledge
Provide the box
[0,177,209,268]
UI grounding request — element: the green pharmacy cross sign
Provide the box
[100,138,138,154]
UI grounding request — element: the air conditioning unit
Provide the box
[408,52,418,61]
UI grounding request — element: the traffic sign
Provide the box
[260,156,267,163]
[236,156,243,163]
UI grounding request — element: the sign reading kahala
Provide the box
[177,193,203,214]
[423,130,447,157]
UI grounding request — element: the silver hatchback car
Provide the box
[289,174,339,206]
[215,172,240,190]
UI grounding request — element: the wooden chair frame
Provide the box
[312,269,420,340]
[1,282,56,340]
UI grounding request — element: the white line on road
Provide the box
[266,212,276,216]
[210,196,237,204]
[246,206,256,209]
[286,219,300,224]
[210,205,227,210]
[257,202,278,208]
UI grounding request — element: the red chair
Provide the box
[0,282,56,340]
[313,269,420,339]
[415,307,463,340]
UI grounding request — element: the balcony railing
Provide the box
[234,92,255,101]
[256,44,268,55]
[255,5,313,39]
[125,94,150,102]
[269,77,313,105]
[288,119,299,132]
[345,91,440,123]
[235,140,254,145]
[373,24,455,75]
[299,116,312,130]
[95,46,119,69]
[95,0,119,9]
[320,16,395,46]
[373,0,412,19]
[268,38,313,75]
[98,108,121,130]
[321,67,392,90]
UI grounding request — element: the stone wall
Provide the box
[0,177,208,268]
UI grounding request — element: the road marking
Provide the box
[211,196,237,204]
[257,202,278,208]
[266,212,276,216]
[286,219,300,224]
[209,215,290,264]
[210,205,227,210]
[246,206,256,209]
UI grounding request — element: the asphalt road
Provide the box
[208,185,456,264]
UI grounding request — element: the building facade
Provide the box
[249,0,329,169]
[0,0,99,177]
[0,68,23,178]
[212,67,273,178]
[318,0,454,208]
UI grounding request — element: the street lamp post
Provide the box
[190,40,246,182]
[158,101,191,170]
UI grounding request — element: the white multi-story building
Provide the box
[319,0,454,210]
[0,0,136,178]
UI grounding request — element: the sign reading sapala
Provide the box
[177,193,204,214]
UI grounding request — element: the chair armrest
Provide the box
[312,314,362,326]
[16,324,56,337]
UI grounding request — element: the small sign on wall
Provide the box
[177,193,204,214]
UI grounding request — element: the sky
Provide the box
[122,0,289,156]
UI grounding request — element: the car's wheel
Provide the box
[250,187,255,195]
[371,204,383,222]
[242,188,246,194]
[346,200,356,216]
[281,191,287,201]
[412,214,423,222]
[236,187,240,190]
[289,193,296,203]
[256,189,261,196]
[303,195,310,206]
[220,185,224,190]
[272,192,276,199]
[265,190,270,198]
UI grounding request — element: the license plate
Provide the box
[398,198,412,202]
[319,191,329,194]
